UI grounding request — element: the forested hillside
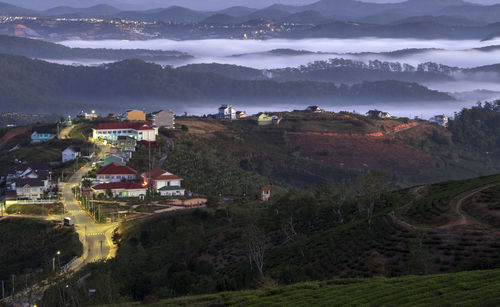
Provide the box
[40,173,500,305]
[0,35,191,62]
[0,54,453,112]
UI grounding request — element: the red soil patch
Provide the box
[288,133,440,175]
[0,127,30,147]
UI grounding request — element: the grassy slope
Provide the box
[110,269,500,306]
[403,174,500,226]
[174,114,500,189]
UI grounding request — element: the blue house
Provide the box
[31,127,56,143]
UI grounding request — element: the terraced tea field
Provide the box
[113,268,500,306]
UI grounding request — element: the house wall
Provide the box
[138,129,157,141]
[160,189,185,196]
[155,179,182,190]
[62,151,78,163]
[96,174,136,183]
[127,110,146,121]
[153,111,175,129]
[95,188,146,198]
[31,133,55,143]
[16,186,43,199]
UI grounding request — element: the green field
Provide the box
[106,268,500,306]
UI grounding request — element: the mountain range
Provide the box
[2,0,500,25]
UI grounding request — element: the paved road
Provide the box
[61,146,118,269]
[59,124,74,139]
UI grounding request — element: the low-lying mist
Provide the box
[58,38,500,69]
[40,38,500,119]
[41,98,482,121]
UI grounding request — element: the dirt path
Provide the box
[439,183,500,229]
[390,183,500,234]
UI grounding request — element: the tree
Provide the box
[81,178,93,189]
[105,188,113,198]
[244,224,267,276]
[274,193,297,242]
[355,172,391,228]
[318,180,352,224]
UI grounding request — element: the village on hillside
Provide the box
[0,104,450,225]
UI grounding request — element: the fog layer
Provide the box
[59,38,500,69]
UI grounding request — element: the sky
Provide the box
[4,0,500,10]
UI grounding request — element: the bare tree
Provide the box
[244,225,268,276]
[274,194,298,243]
[355,172,391,228]
[319,180,352,224]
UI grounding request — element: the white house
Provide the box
[217,105,237,120]
[92,182,147,198]
[92,122,158,142]
[12,178,46,200]
[367,110,392,119]
[96,162,137,183]
[62,146,81,163]
[429,115,449,127]
[141,168,185,196]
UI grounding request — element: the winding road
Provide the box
[391,183,500,233]
[61,145,118,270]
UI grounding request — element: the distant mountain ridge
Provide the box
[1,0,500,25]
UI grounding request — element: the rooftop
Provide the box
[142,168,183,181]
[158,186,185,191]
[96,162,137,175]
[14,178,45,187]
[94,122,155,131]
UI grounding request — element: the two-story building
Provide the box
[92,122,158,142]
[96,162,137,183]
[141,168,185,196]
[152,110,175,129]
[122,110,146,121]
[216,105,237,120]
[13,178,46,200]
[429,115,449,127]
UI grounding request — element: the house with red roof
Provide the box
[96,162,137,183]
[141,168,185,196]
[92,182,147,198]
[92,122,158,142]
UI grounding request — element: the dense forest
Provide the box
[448,101,500,153]
[0,53,453,112]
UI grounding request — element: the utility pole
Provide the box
[100,240,103,257]
[11,274,14,297]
